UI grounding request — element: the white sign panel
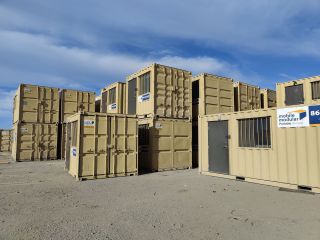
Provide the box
[138,93,150,103]
[108,103,117,110]
[277,106,309,128]
[84,120,95,127]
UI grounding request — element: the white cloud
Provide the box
[1,0,320,57]
[0,30,251,90]
[2,0,317,128]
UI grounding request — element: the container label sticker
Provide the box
[138,93,150,103]
[309,105,320,126]
[20,127,28,133]
[108,103,117,110]
[71,147,77,157]
[84,120,95,127]
[277,106,309,128]
[24,88,31,93]
[155,123,162,129]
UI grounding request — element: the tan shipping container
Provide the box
[276,76,320,108]
[13,84,59,124]
[192,73,234,119]
[126,63,192,119]
[65,113,138,180]
[234,82,261,111]
[138,118,192,172]
[60,89,96,123]
[260,88,276,108]
[198,107,320,192]
[100,82,126,114]
[12,123,58,161]
[0,129,12,152]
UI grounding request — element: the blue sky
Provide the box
[1,0,320,128]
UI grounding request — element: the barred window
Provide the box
[71,121,78,147]
[311,81,320,100]
[238,117,271,148]
[108,87,116,104]
[139,72,150,95]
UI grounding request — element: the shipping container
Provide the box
[234,82,261,111]
[95,96,101,113]
[60,89,96,123]
[126,63,192,119]
[138,117,192,172]
[0,129,12,152]
[192,73,234,119]
[276,76,320,108]
[12,123,58,161]
[13,84,59,124]
[260,88,276,109]
[198,106,320,193]
[65,113,138,180]
[100,82,126,114]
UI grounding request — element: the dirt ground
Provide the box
[0,153,319,240]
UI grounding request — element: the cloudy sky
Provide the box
[1,0,320,128]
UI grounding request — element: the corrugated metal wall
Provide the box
[138,118,192,172]
[260,89,277,108]
[192,73,234,116]
[234,82,261,111]
[60,89,95,122]
[199,108,320,189]
[13,84,59,124]
[11,123,58,161]
[0,129,12,152]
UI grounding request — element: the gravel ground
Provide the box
[0,153,319,240]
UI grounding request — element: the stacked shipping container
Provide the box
[260,88,277,109]
[0,129,12,152]
[100,82,126,114]
[191,73,234,167]
[234,82,261,111]
[11,84,59,161]
[59,89,96,160]
[126,63,193,172]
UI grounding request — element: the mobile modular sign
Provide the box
[277,105,320,128]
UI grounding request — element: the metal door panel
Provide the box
[208,121,229,174]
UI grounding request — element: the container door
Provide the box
[208,121,229,174]
[128,78,136,114]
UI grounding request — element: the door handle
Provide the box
[224,145,228,148]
